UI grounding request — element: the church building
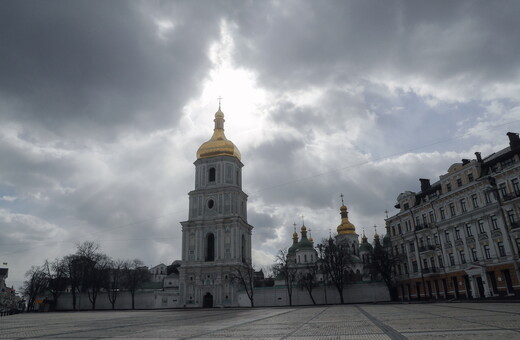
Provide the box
[178,106,253,308]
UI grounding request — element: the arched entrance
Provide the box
[203,292,213,308]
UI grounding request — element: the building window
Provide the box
[471,194,479,208]
[498,242,506,257]
[409,242,415,252]
[392,226,396,236]
[449,203,456,216]
[499,183,507,198]
[401,243,405,254]
[208,167,216,182]
[507,210,517,224]
[445,230,450,242]
[421,214,427,226]
[449,253,455,266]
[447,183,452,192]
[415,216,420,228]
[439,207,446,220]
[485,191,492,204]
[430,257,436,269]
[478,220,486,234]
[468,173,474,182]
[205,233,215,261]
[437,255,444,268]
[466,224,473,237]
[483,245,491,259]
[419,237,424,247]
[434,233,439,245]
[457,178,463,187]
[423,258,429,269]
[455,228,461,240]
[429,211,435,223]
[404,263,409,274]
[427,237,432,246]
[512,178,520,196]
[471,247,478,261]
[398,223,402,234]
[412,261,418,272]
[490,215,499,230]
[460,199,467,213]
[394,245,399,255]
[516,238,520,254]
[459,251,466,264]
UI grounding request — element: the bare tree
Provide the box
[73,241,110,310]
[317,238,354,304]
[43,258,68,311]
[106,260,125,310]
[122,259,151,310]
[274,249,298,306]
[297,263,318,305]
[368,243,399,300]
[21,266,47,312]
[230,264,255,307]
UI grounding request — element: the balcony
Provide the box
[418,245,436,253]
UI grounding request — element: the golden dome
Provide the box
[292,231,298,239]
[301,225,307,232]
[196,108,241,160]
[337,205,357,235]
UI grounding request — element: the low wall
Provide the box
[239,282,390,307]
[53,290,180,310]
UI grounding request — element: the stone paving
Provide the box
[0,303,519,339]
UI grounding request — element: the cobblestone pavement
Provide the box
[1,303,519,339]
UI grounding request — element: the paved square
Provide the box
[1,303,519,339]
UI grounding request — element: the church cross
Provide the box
[217,96,222,109]
[384,209,389,218]
[340,193,344,205]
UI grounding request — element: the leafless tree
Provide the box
[317,238,354,304]
[297,263,318,305]
[230,264,255,307]
[43,258,68,311]
[106,259,126,309]
[122,259,151,310]
[274,249,298,306]
[21,266,47,311]
[368,243,399,300]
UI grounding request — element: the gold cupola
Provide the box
[337,204,357,235]
[196,106,241,160]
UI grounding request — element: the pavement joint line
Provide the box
[355,305,407,340]
[391,304,520,335]
[14,309,242,340]
[181,308,296,340]
[438,303,520,316]
[279,306,328,340]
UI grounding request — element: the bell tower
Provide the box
[179,106,253,307]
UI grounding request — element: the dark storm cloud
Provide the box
[0,0,225,140]
[230,0,520,91]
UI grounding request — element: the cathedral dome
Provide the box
[337,205,356,235]
[196,107,241,160]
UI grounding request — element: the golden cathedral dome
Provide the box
[196,107,241,160]
[337,205,357,235]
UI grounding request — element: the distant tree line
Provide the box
[21,241,151,311]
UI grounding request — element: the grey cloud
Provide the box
[0,1,225,140]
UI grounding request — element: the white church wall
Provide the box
[54,290,181,310]
[238,282,390,307]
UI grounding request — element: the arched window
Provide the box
[206,233,215,261]
[241,234,246,263]
[209,167,216,182]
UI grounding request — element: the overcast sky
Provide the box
[1,0,520,288]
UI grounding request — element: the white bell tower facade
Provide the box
[179,106,253,308]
